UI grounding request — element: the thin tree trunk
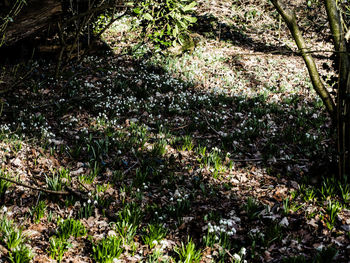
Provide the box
[270,0,336,118]
[324,0,350,178]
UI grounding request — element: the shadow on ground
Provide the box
[0,36,343,261]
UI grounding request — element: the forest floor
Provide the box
[0,0,349,262]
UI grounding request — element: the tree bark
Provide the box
[270,0,336,118]
[324,0,350,178]
[2,0,62,46]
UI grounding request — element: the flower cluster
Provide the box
[208,218,237,237]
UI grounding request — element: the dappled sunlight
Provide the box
[0,0,349,262]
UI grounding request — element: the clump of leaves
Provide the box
[0,215,33,263]
[57,218,87,239]
[142,223,168,248]
[30,200,47,223]
[92,235,124,263]
[174,238,202,263]
[133,0,197,49]
[324,200,341,231]
[8,244,34,263]
[114,219,137,244]
[49,236,71,262]
[78,199,95,219]
[46,172,63,192]
[0,169,12,202]
[243,197,262,220]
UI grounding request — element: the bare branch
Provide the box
[0,176,69,195]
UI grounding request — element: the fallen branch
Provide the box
[0,175,69,195]
[231,158,309,163]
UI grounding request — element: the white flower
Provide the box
[240,247,246,256]
[87,199,91,204]
[2,206,7,213]
[233,253,241,261]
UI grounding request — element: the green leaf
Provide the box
[182,1,197,12]
[133,8,141,14]
[143,13,153,21]
[183,15,197,23]
[173,24,179,37]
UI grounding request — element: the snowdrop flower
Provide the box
[2,206,7,213]
[233,253,241,261]
[231,227,237,234]
[87,199,91,204]
[240,247,246,256]
[152,240,158,246]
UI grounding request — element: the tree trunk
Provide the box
[2,0,62,46]
[270,0,336,118]
[271,0,350,179]
[324,0,350,178]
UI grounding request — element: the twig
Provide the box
[231,158,309,163]
[77,179,90,192]
[123,160,139,175]
[0,175,69,195]
[198,109,221,136]
[171,123,190,131]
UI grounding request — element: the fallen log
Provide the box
[2,0,62,46]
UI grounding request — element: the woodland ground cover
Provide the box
[0,0,349,262]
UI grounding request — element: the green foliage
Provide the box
[243,197,262,221]
[142,223,168,248]
[313,246,338,263]
[133,0,197,49]
[146,248,170,263]
[152,138,168,156]
[0,215,33,262]
[6,227,24,250]
[0,169,12,201]
[49,236,71,262]
[92,236,124,263]
[30,200,47,224]
[174,238,202,263]
[324,200,341,230]
[114,220,137,244]
[117,203,143,226]
[57,218,87,239]
[45,171,64,192]
[78,200,94,219]
[8,244,34,263]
